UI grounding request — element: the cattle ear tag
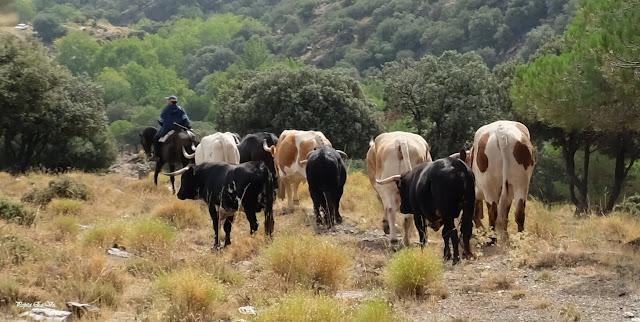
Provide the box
[227,182,236,194]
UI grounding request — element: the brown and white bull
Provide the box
[456,121,535,235]
[263,130,337,208]
[366,131,432,245]
[183,132,240,165]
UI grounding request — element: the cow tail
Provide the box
[497,130,511,230]
[399,140,412,173]
[261,162,275,236]
[461,168,475,244]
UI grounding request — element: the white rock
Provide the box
[20,308,72,321]
[238,306,257,315]
[624,312,635,318]
[107,248,132,258]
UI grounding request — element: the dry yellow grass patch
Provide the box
[559,303,581,322]
[511,289,526,300]
[261,233,351,289]
[481,274,514,291]
[340,171,381,230]
[156,267,226,321]
[535,299,553,309]
[385,247,444,297]
[525,200,561,240]
[256,291,345,322]
[51,216,80,239]
[578,212,640,247]
[152,200,208,229]
[47,198,84,216]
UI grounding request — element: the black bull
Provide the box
[377,155,475,264]
[164,161,275,249]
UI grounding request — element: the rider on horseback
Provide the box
[152,95,192,161]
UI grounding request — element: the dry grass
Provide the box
[47,198,84,216]
[261,234,350,289]
[81,220,129,247]
[481,274,514,291]
[525,200,561,240]
[559,303,581,322]
[151,200,208,229]
[535,300,553,309]
[577,213,640,247]
[156,267,226,320]
[256,291,345,322]
[52,215,80,238]
[340,171,381,230]
[385,247,444,297]
[511,289,526,300]
[350,298,407,322]
[126,218,175,254]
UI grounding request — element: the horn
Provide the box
[336,150,348,159]
[263,139,273,153]
[376,175,401,185]
[191,144,197,151]
[182,146,195,159]
[163,165,192,176]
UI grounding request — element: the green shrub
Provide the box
[53,215,80,236]
[261,234,350,289]
[350,298,405,322]
[156,267,226,320]
[257,291,344,322]
[126,219,175,254]
[614,194,640,217]
[22,177,91,206]
[385,248,443,297]
[47,198,84,216]
[0,235,36,267]
[0,198,35,226]
[81,220,128,247]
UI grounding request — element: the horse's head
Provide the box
[140,127,157,156]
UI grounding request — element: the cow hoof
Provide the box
[293,199,300,206]
[336,215,343,224]
[462,251,475,260]
[383,222,390,234]
[452,257,460,265]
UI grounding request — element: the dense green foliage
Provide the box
[22,177,92,206]
[512,0,640,213]
[383,51,502,158]
[217,66,383,157]
[0,35,115,173]
[0,199,36,226]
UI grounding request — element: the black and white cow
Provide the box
[303,147,347,228]
[377,153,475,264]
[164,161,275,249]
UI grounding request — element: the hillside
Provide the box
[15,0,577,69]
[1,171,639,321]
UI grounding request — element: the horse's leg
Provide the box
[154,160,162,186]
[169,164,175,194]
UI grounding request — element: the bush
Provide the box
[81,220,128,247]
[614,194,640,217]
[256,291,344,322]
[22,177,91,206]
[53,216,80,237]
[48,198,84,216]
[261,234,350,289]
[351,298,404,322]
[152,200,207,229]
[0,198,35,226]
[126,219,175,254]
[0,235,36,267]
[156,267,226,320]
[385,248,443,297]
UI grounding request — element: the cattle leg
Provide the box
[442,220,456,262]
[515,199,526,232]
[292,180,301,206]
[473,199,484,229]
[168,164,176,194]
[402,214,413,246]
[285,179,295,209]
[246,210,259,234]
[414,213,427,246]
[487,202,498,230]
[223,215,234,246]
[309,188,324,225]
[386,207,399,244]
[335,184,344,224]
[209,205,221,250]
[265,210,274,237]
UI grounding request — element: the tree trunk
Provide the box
[562,131,590,215]
[605,137,637,213]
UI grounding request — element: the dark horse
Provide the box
[140,125,196,194]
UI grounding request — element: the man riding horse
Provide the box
[151,95,192,161]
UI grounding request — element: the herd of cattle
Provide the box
[144,120,535,264]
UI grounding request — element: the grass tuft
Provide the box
[156,267,226,320]
[262,234,350,289]
[525,201,560,239]
[0,235,36,267]
[152,200,207,229]
[47,198,84,216]
[52,215,80,237]
[559,303,581,322]
[350,297,405,322]
[481,275,514,291]
[385,247,444,297]
[126,218,175,254]
[256,291,344,322]
[81,220,128,247]
[535,300,553,309]
[0,198,35,226]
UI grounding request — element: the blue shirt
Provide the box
[156,103,191,137]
